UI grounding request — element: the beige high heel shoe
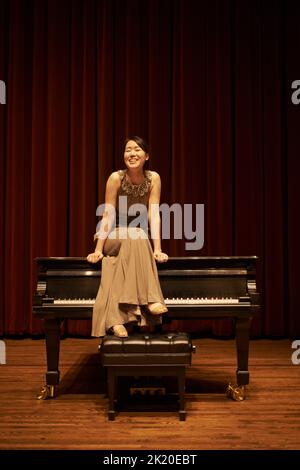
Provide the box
[147,302,168,315]
[112,324,128,337]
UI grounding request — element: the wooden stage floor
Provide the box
[0,337,300,450]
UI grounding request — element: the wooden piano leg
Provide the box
[227,317,252,401]
[235,316,251,385]
[37,318,61,399]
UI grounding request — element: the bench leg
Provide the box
[178,368,186,421]
[107,368,116,421]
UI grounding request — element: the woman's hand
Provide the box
[86,251,104,263]
[153,250,168,263]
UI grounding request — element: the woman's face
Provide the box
[124,140,149,170]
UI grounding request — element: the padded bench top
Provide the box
[100,332,193,366]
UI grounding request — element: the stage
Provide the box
[0,337,299,450]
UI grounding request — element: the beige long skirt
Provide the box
[91,227,166,337]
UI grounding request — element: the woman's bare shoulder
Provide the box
[148,170,161,185]
[107,171,122,188]
[148,170,161,180]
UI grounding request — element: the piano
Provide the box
[33,256,260,400]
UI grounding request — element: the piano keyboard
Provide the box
[52,297,242,306]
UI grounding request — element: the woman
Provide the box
[87,136,168,337]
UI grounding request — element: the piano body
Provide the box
[33,256,260,400]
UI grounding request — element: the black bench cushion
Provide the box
[100,332,193,366]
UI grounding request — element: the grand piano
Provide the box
[33,256,260,400]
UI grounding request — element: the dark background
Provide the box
[0,0,299,337]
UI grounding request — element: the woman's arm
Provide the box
[148,172,168,263]
[87,172,120,263]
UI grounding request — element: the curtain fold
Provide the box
[0,0,299,337]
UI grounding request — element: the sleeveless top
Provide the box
[116,169,152,229]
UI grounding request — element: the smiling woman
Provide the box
[87,136,168,338]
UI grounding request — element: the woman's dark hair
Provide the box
[124,135,149,154]
[124,135,150,169]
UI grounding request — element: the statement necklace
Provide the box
[121,170,152,197]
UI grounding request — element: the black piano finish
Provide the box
[33,256,260,391]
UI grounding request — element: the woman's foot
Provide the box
[112,324,128,337]
[147,302,168,315]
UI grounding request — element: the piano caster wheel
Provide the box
[37,385,55,400]
[226,383,246,401]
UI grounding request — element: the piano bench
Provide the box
[99,332,193,421]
